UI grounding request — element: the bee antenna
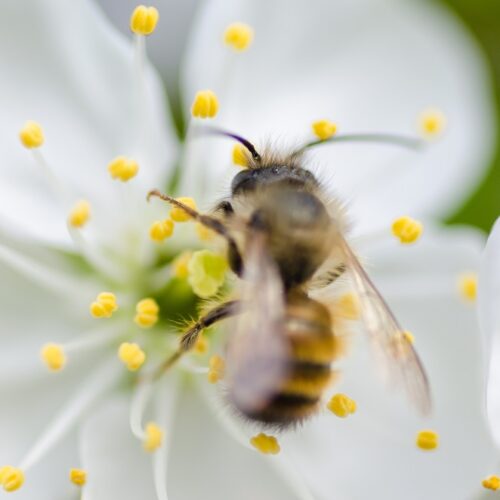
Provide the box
[193,125,261,162]
[295,133,424,155]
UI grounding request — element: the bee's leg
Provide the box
[153,300,240,379]
[147,190,243,275]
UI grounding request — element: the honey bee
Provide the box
[148,127,431,428]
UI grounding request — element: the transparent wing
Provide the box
[339,237,432,415]
[225,234,291,415]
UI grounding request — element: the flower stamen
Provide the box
[312,119,338,140]
[68,200,91,228]
[150,219,174,242]
[69,468,87,486]
[134,298,159,328]
[169,197,197,222]
[327,393,357,417]
[223,22,254,51]
[191,90,219,119]
[90,292,118,318]
[418,108,446,138]
[250,433,280,455]
[188,250,228,298]
[416,429,439,450]
[391,216,423,244]
[207,354,225,383]
[130,5,159,36]
[482,476,500,491]
[144,422,164,452]
[118,342,146,371]
[107,156,139,182]
[40,343,66,372]
[457,272,477,302]
[0,466,24,492]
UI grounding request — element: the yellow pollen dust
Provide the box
[391,216,423,244]
[327,393,357,418]
[191,90,219,119]
[19,120,44,149]
[118,342,146,371]
[416,429,439,451]
[457,272,477,302]
[418,108,446,138]
[312,119,338,140]
[130,5,159,35]
[194,334,209,354]
[250,433,280,455]
[134,298,159,328]
[207,354,225,383]
[40,343,66,372]
[150,219,174,242]
[0,466,24,492]
[482,475,500,491]
[223,22,254,51]
[68,200,91,228]
[232,143,249,168]
[90,292,118,318]
[69,468,87,487]
[402,330,415,344]
[335,292,360,320]
[108,156,139,182]
[170,197,197,222]
[196,222,215,242]
[173,252,192,279]
[143,422,164,452]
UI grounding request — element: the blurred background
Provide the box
[98,0,500,233]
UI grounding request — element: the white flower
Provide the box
[0,1,497,500]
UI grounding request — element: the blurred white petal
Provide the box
[181,0,495,224]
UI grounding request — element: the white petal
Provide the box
[285,226,495,499]
[479,218,500,447]
[0,0,177,247]
[181,0,494,225]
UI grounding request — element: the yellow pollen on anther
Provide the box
[191,90,219,119]
[130,5,159,35]
[418,108,447,138]
[19,121,44,149]
[40,343,66,372]
[327,393,357,418]
[0,466,24,492]
[90,292,118,318]
[232,144,249,168]
[118,342,146,371]
[143,422,164,452]
[150,219,174,242]
[173,252,192,279]
[457,272,478,302]
[195,222,215,242]
[69,468,87,487]
[312,119,338,140]
[68,200,91,228]
[134,298,159,328]
[391,216,423,244]
[335,292,360,320]
[170,197,197,222]
[194,333,209,354]
[207,354,225,383]
[250,433,280,455]
[416,429,439,450]
[223,22,254,51]
[482,476,500,491]
[107,156,139,182]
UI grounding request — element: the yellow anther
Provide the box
[418,108,446,138]
[130,5,159,35]
[457,272,477,302]
[90,292,118,318]
[170,197,197,222]
[0,466,24,492]
[150,219,174,242]
[232,143,249,168]
[391,216,423,244]
[69,468,87,486]
[188,250,228,298]
[107,156,139,182]
[194,334,209,354]
[402,330,414,344]
[207,354,225,383]
[482,476,500,491]
[250,433,280,455]
[68,200,91,228]
[143,422,164,452]
[191,90,219,119]
[172,251,192,279]
[312,119,338,140]
[327,393,357,418]
[40,343,66,372]
[195,222,215,242]
[223,22,254,51]
[19,121,44,149]
[134,298,159,328]
[416,429,439,450]
[118,342,146,371]
[335,292,360,320]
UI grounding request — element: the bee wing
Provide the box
[225,234,291,415]
[339,237,432,415]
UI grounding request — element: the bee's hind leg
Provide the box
[152,300,241,380]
